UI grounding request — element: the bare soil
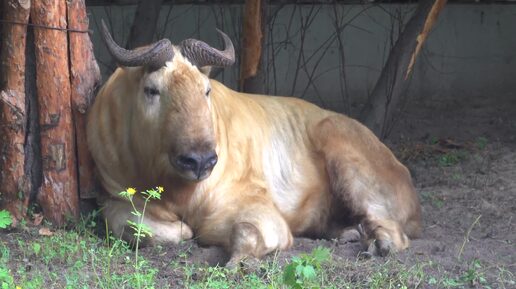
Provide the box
[2,97,515,288]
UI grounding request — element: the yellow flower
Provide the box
[16,286,22,289]
[157,186,164,193]
[126,187,137,196]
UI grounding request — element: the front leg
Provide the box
[224,201,293,268]
[102,197,193,246]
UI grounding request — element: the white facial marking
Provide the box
[140,69,167,117]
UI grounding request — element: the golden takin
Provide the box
[87,20,421,267]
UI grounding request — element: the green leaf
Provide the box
[295,264,305,277]
[283,264,297,286]
[0,210,13,229]
[312,247,331,265]
[302,265,316,280]
[127,220,139,228]
[33,242,41,256]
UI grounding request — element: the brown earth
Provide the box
[1,95,515,288]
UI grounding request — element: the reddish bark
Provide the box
[406,0,447,78]
[240,0,262,84]
[31,0,79,225]
[0,0,31,222]
[239,0,267,93]
[67,0,101,199]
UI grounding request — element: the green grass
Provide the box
[0,223,158,289]
[420,191,445,208]
[1,208,514,289]
[437,150,468,167]
[1,226,514,288]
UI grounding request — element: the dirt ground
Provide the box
[2,95,515,288]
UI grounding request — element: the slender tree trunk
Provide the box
[240,0,267,94]
[359,0,446,139]
[0,0,31,222]
[31,0,79,225]
[67,0,101,200]
[126,0,163,49]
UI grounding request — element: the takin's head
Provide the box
[100,20,235,182]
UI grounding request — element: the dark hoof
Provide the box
[365,239,393,257]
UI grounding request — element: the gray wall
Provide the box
[88,4,516,121]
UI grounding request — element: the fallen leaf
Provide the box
[33,213,44,226]
[438,138,463,149]
[39,227,54,236]
[11,217,18,228]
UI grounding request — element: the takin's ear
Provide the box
[198,66,212,76]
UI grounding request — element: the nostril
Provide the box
[203,152,218,170]
[176,155,201,170]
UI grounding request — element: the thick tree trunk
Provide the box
[359,0,446,139]
[67,0,101,200]
[31,0,79,225]
[24,25,43,219]
[240,0,267,94]
[126,0,163,49]
[0,0,31,222]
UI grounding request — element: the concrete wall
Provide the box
[88,4,516,120]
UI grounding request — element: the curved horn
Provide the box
[99,19,174,71]
[179,29,235,68]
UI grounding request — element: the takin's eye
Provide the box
[206,87,211,98]
[144,86,160,99]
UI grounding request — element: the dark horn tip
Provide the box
[215,28,235,65]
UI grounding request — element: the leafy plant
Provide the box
[118,186,163,289]
[475,137,488,150]
[0,210,13,229]
[0,267,14,289]
[438,153,460,167]
[420,191,444,208]
[461,259,488,287]
[32,242,41,256]
[283,246,331,289]
[438,259,489,288]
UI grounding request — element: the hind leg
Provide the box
[311,116,421,256]
[358,219,409,257]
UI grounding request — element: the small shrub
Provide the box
[0,210,13,229]
[438,153,460,167]
[283,246,331,289]
[0,267,14,289]
[475,137,488,150]
[461,259,488,287]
